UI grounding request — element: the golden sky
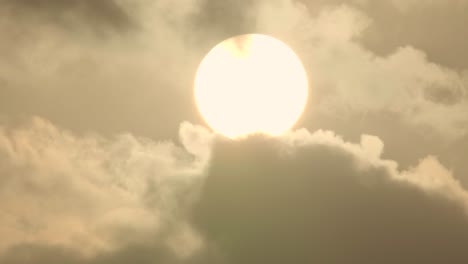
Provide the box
[1,0,468,263]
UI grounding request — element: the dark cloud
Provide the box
[0,243,177,264]
[0,244,84,264]
[424,83,465,106]
[192,135,468,263]
[294,0,468,70]
[189,0,259,45]
[0,0,135,34]
[1,119,468,263]
[0,0,200,140]
[358,1,468,70]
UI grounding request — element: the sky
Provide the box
[1,0,468,263]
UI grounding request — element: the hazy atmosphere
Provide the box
[1,0,468,263]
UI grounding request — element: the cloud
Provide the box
[1,0,466,141]
[0,117,212,259]
[1,118,468,263]
[1,1,468,262]
[193,129,468,264]
[0,0,135,33]
[254,1,468,139]
[0,0,204,139]
[188,0,259,41]
[388,0,468,12]
[0,243,181,264]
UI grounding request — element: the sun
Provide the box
[194,34,309,139]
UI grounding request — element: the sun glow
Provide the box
[194,34,309,139]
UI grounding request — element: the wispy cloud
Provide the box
[0,117,212,258]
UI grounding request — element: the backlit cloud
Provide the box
[2,118,468,263]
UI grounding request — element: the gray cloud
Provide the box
[1,118,468,263]
[188,0,259,44]
[193,130,468,264]
[388,0,468,12]
[0,0,135,33]
[346,1,468,70]
[0,0,203,139]
[0,243,180,264]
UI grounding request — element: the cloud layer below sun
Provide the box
[0,118,210,258]
[1,118,468,263]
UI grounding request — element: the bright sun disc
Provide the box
[194,34,309,139]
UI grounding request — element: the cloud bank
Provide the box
[0,118,211,260]
[1,118,468,263]
[194,129,468,264]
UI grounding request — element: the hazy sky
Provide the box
[1,0,468,263]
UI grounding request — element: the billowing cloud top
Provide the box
[1,118,468,263]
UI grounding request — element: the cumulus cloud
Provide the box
[193,128,468,264]
[0,117,212,259]
[1,118,468,263]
